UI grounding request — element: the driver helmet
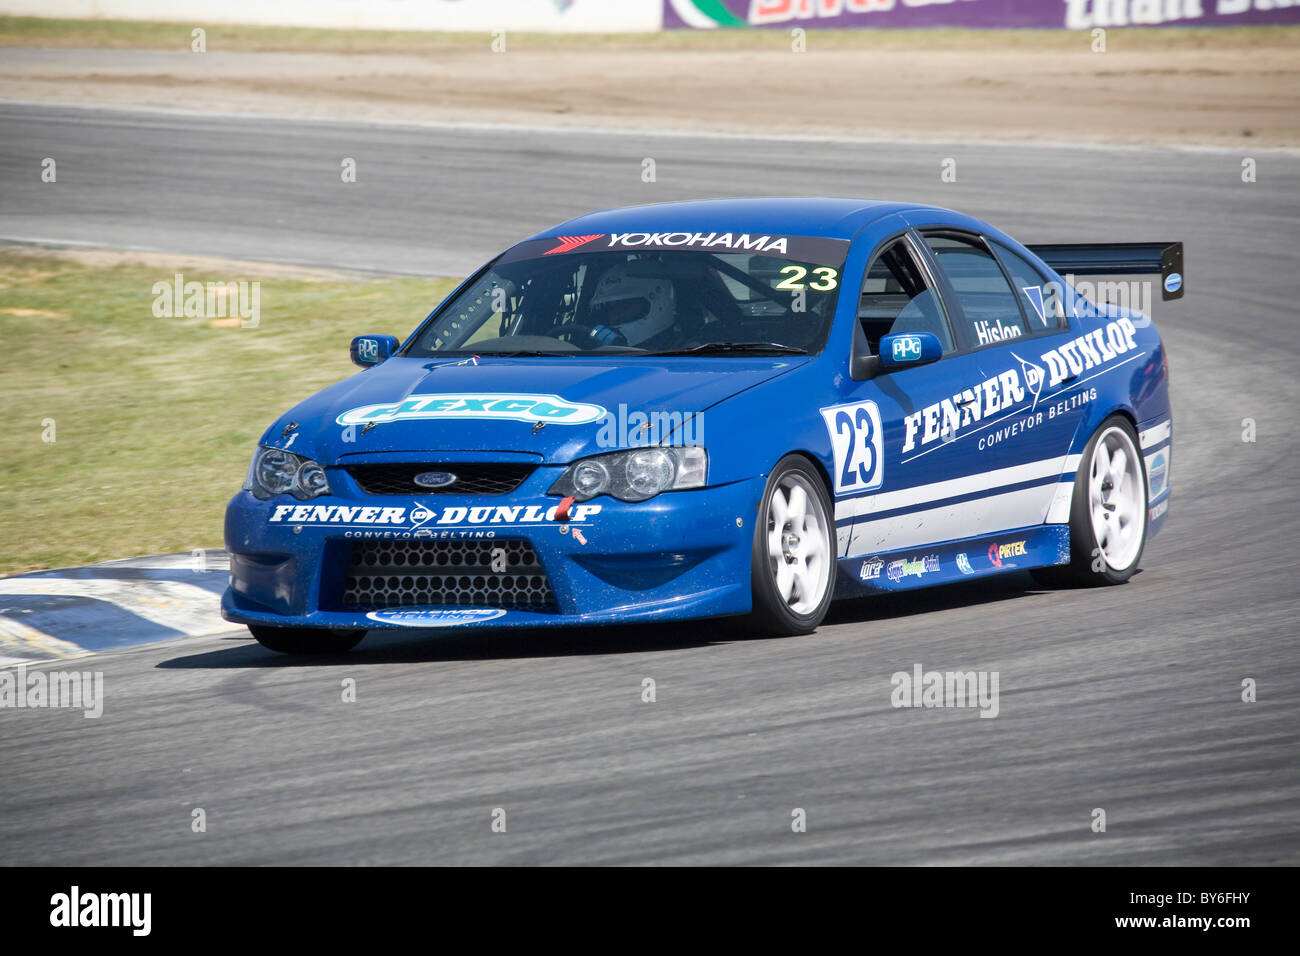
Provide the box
[588,264,675,346]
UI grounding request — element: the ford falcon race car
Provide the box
[223,199,1177,653]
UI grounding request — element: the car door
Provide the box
[907,228,1081,541]
[824,230,986,574]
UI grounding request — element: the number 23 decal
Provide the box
[774,266,838,292]
[819,400,884,495]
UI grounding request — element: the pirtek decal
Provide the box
[988,540,1028,568]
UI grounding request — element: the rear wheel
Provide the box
[748,455,836,635]
[249,625,366,655]
[1033,416,1148,587]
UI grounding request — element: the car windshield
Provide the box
[406,232,849,357]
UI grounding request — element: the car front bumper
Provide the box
[221,472,765,632]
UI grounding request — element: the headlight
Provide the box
[244,445,332,500]
[549,447,706,503]
[571,459,610,498]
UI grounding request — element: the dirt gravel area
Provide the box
[0,25,1297,147]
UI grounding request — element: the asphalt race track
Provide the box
[1,103,1297,865]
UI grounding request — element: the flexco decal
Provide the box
[336,393,608,427]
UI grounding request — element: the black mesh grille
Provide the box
[342,539,555,610]
[345,463,534,496]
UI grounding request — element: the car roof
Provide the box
[528,198,959,242]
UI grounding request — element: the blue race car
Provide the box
[223,199,1177,653]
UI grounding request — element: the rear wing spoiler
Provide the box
[1027,241,1184,301]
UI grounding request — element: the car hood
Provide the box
[263,355,808,465]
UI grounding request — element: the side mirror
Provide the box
[849,317,880,381]
[350,334,399,368]
[879,332,942,369]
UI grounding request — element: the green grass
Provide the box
[0,251,456,574]
[0,14,1295,53]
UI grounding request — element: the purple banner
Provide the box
[663,0,1300,30]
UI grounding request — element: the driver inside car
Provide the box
[585,264,679,349]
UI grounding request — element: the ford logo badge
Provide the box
[413,470,457,489]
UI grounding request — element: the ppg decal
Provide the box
[892,335,923,363]
[356,338,379,362]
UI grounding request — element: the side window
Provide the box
[991,241,1066,332]
[922,234,1027,349]
[858,238,954,355]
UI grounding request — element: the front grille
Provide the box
[345,463,534,496]
[341,539,556,610]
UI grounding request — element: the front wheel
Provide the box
[1033,415,1148,587]
[248,625,366,655]
[748,455,836,635]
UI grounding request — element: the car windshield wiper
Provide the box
[466,350,568,357]
[645,342,810,356]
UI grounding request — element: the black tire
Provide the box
[748,455,837,636]
[1032,415,1148,588]
[249,625,366,655]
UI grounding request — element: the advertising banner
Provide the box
[664,0,1300,30]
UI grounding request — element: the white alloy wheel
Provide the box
[766,471,832,615]
[1088,425,1147,572]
